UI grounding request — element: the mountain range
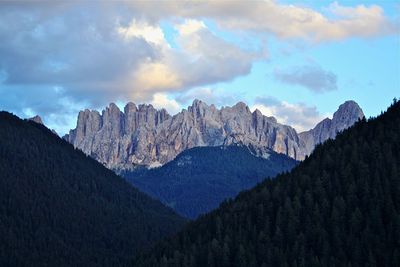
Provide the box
[30,99,363,220]
[64,100,364,170]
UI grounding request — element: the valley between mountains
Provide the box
[62,99,363,218]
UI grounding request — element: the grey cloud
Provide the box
[0,3,256,97]
[0,85,82,135]
[0,2,259,135]
[173,27,257,89]
[0,5,156,87]
[274,64,338,93]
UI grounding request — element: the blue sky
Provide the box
[0,0,399,134]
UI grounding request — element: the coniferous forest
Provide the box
[134,101,400,267]
[1,1,399,266]
[0,112,186,266]
[122,145,297,219]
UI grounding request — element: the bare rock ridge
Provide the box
[64,100,363,170]
[28,115,44,125]
[299,100,365,155]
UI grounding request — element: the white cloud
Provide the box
[0,7,258,116]
[132,62,182,92]
[117,19,167,46]
[128,0,397,42]
[173,19,258,86]
[252,96,327,132]
[125,19,257,97]
[175,19,206,35]
[151,93,181,114]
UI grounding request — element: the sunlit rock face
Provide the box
[64,99,363,170]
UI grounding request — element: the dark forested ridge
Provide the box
[0,112,186,266]
[122,146,297,219]
[135,100,400,267]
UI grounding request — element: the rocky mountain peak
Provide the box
[252,108,263,117]
[332,100,364,132]
[65,100,363,170]
[252,109,277,124]
[251,108,263,124]
[232,101,250,113]
[138,103,156,112]
[124,102,138,114]
[192,99,204,107]
[29,115,43,125]
[103,104,122,125]
[188,99,212,118]
[336,100,363,113]
[107,102,120,112]
[299,100,364,156]
[190,99,208,109]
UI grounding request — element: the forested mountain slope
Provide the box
[135,100,400,267]
[122,146,297,219]
[0,112,186,266]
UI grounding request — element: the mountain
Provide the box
[64,100,363,170]
[0,111,186,266]
[134,100,400,267]
[299,100,364,155]
[28,115,44,124]
[28,114,59,135]
[122,145,298,219]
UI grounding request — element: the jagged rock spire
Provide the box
[65,100,364,170]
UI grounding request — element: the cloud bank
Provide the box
[0,1,397,134]
[128,0,397,42]
[0,3,258,133]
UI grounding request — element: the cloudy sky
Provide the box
[0,0,399,135]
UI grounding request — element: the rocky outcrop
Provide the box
[299,100,364,155]
[64,100,364,170]
[29,115,44,125]
[64,103,170,168]
[65,100,305,169]
[28,115,58,135]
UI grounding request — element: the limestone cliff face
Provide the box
[64,100,363,170]
[64,103,170,168]
[64,100,305,169]
[299,100,365,156]
[154,100,305,164]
